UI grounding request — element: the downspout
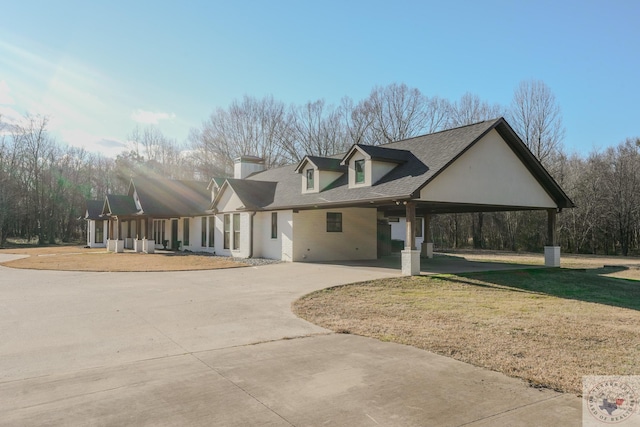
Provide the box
[248,211,256,258]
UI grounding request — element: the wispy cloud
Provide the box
[0,80,15,105]
[131,109,176,124]
[59,128,128,158]
[0,105,23,124]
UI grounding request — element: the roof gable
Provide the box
[229,117,573,211]
[295,156,346,173]
[85,200,104,220]
[103,195,138,216]
[420,128,557,208]
[211,178,277,212]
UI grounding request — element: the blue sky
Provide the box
[0,0,638,157]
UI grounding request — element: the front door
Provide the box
[171,219,178,250]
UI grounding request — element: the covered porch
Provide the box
[104,215,156,254]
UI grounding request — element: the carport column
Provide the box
[544,209,560,267]
[144,217,155,254]
[114,218,124,253]
[134,218,143,253]
[401,201,420,276]
[421,214,434,259]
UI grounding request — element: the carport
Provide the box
[360,118,574,275]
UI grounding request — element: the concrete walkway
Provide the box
[0,260,581,426]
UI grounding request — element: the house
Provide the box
[94,178,212,253]
[87,118,573,275]
[84,200,108,248]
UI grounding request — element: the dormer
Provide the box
[208,178,225,202]
[340,144,410,188]
[294,156,346,194]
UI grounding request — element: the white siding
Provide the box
[86,219,108,248]
[420,129,557,208]
[216,185,244,212]
[236,212,251,258]
[291,208,377,262]
[319,170,343,192]
[371,160,396,184]
[179,216,212,252]
[214,212,251,258]
[390,217,424,247]
[253,210,294,261]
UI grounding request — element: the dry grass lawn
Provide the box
[0,246,246,271]
[294,268,640,395]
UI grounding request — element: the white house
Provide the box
[84,200,108,248]
[87,118,574,275]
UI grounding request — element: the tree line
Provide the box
[1,80,638,256]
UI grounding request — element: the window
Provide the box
[95,221,103,243]
[153,219,166,244]
[208,216,215,247]
[306,169,314,189]
[326,212,342,232]
[233,213,240,250]
[224,214,230,249]
[355,159,365,183]
[201,217,206,247]
[183,218,190,246]
[271,212,278,239]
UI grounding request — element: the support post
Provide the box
[115,218,124,253]
[144,217,155,254]
[402,201,420,276]
[405,201,416,250]
[421,214,434,259]
[544,209,560,267]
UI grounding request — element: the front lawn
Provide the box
[0,246,247,271]
[293,268,640,395]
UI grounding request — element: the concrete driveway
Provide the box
[0,256,581,426]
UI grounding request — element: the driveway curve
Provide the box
[0,262,581,426]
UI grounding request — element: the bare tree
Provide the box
[190,95,291,174]
[601,139,640,256]
[508,80,565,166]
[338,96,373,146]
[287,99,348,159]
[364,83,445,144]
[448,92,503,128]
[125,125,186,179]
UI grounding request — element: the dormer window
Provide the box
[306,169,315,189]
[341,144,409,189]
[355,160,365,184]
[296,156,346,194]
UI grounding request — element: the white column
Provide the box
[544,209,560,267]
[401,201,420,276]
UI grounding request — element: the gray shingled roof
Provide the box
[129,177,210,217]
[222,179,277,210]
[85,200,104,220]
[342,144,411,164]
[103,195,138,216]
[295,156,346,173]
[240,118,573,210]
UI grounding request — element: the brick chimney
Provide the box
[234,156,265,179]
